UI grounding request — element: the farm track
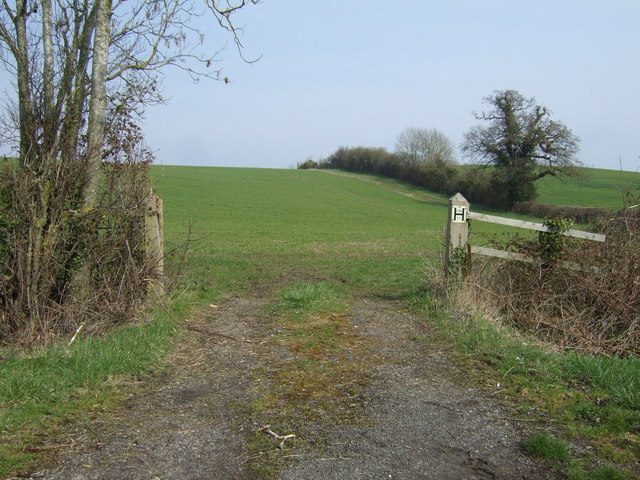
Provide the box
[318,169,449,207]
[25,289,555,480]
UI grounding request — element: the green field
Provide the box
[151,166,449,301]
[535,166,640,209]
[151,165,556,296]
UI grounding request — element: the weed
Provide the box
[584,464,630,480]
[561,355,640,410]
[538,218,573,263]
[569,462,630,480]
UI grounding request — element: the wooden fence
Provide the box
[444,193,606,274]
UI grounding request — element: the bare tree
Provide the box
[0,0,260,341]
[462,89,580,208]
[394,127,456,169]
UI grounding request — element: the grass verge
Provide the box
[417,292,637,480]
[0,301,185,477]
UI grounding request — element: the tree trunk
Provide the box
[58,1,97,161]
[42,0,55,154]
[15,0,36,167]
[83,0,111,207]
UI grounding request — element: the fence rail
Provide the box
[467,211,606,242]
[445,193,605,275]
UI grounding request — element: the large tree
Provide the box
[462,89,580,208]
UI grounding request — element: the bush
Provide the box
[461,207,640,356]
[0,115,159,344]
[297,158,318,169]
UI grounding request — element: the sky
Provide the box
[2,1,640,171]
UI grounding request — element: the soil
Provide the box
[18,289,556,480]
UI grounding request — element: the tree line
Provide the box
[300,90,581,212]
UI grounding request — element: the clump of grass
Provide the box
[580,463,629,480]
[0,451,34,478]
[522,432,570,461]
[276,281,342,312]
[523,431,633,480]
[561,354,640,410]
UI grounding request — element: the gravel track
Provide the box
[21,293,554,480]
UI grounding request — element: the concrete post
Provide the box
[445,193,469,276]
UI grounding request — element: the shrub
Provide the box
[297,158,318,169]
[0,115,159,344]
[461,206,640,356]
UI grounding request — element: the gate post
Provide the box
[445,193,469,276]
[145,189,165,297]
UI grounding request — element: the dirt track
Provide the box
[24,291,554,480]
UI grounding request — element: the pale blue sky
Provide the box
[2,1,640,171]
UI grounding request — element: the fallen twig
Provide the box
[259,425,297,449]
[67,323,85,347]
[24,444,69,452]
[490,415,539,423]
[179,419,216,434]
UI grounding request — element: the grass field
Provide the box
[151,166,448,301]
[535,166,640,209]
[1,165,638,479]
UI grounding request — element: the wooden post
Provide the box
[145,189,165,297]
[445,193,469,276]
